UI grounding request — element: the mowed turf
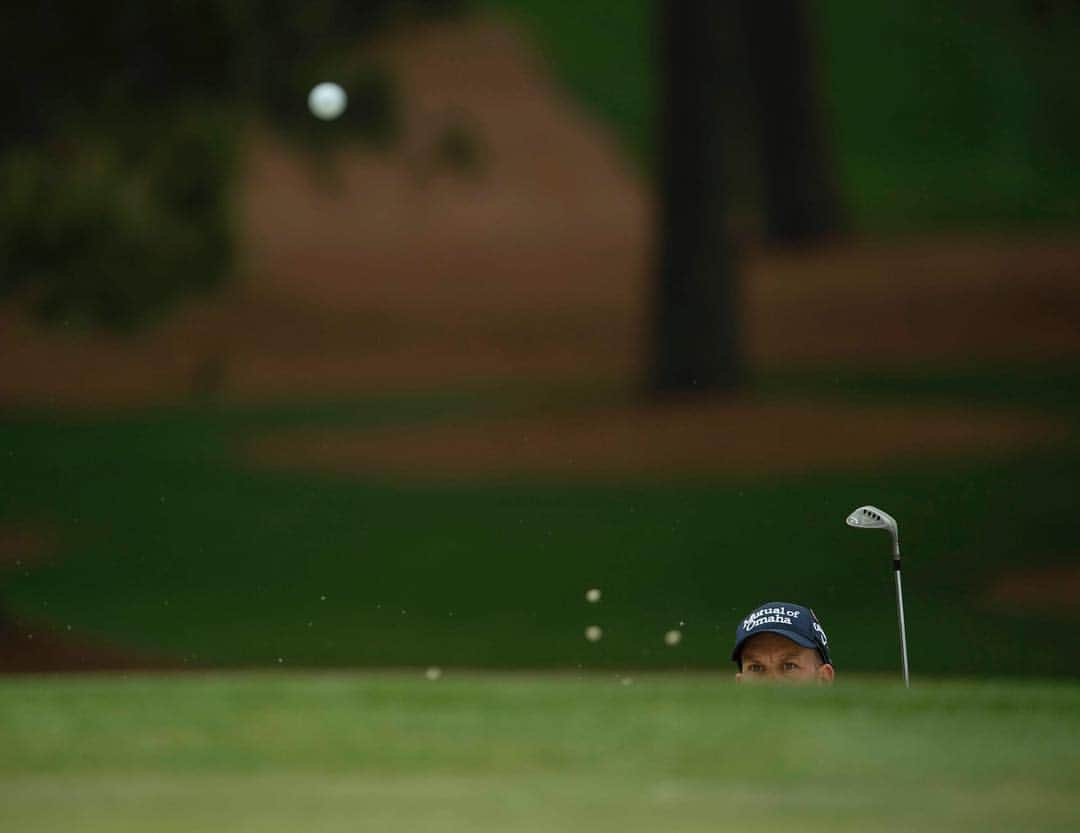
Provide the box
[1,672,1079,833]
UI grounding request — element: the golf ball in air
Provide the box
[586,588,601,603]
[308,82,347,120]
[585,625,603,642]
[664,629,682,646]
[425,666,442,681]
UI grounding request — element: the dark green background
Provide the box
[4,363,1078,675]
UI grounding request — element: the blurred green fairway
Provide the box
[2,363,1079,675]
[2,672,1079,832]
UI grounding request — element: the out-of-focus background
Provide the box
[2,0,1079,678]
[4,3,1080,831]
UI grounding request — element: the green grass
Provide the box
[2,363,1079,675]
[1,672,1078,832]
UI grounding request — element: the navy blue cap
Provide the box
[731,601,832,667]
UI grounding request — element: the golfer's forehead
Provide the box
[742,632,810,659]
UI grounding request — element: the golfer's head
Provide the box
[732,602,834,685]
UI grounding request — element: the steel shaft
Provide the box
[894,567,910,688]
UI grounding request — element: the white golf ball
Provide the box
[585,625,603,642]
[425,666,442,681]
[664,629,682,646]
[586,588,601,603]
[308,82,347,120]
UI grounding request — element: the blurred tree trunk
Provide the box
[741,0,844,243]
[650,0,741,395]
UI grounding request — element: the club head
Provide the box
[846,505,896,532]
[846,505,900,558]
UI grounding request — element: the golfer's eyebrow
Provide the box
[746,652,802,663]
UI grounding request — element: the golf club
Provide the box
[845,505,910,687]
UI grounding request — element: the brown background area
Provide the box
[2,19,1078,411]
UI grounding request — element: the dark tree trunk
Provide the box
[651,0,741,396]
[741,0,844,243]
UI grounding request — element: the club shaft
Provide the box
[894,567,910,688]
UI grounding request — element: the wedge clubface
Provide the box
[846,505,910,687]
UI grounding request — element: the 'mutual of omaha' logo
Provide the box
[743,607,801,632]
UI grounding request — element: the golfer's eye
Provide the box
[783,662,799,671]
[747,663,765,673]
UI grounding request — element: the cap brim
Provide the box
[731,627,819,662]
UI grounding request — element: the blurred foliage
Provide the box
[821,0,1080,227]
[0,109,235,329]
[491,0,1080,230]
[0,0,463,330]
